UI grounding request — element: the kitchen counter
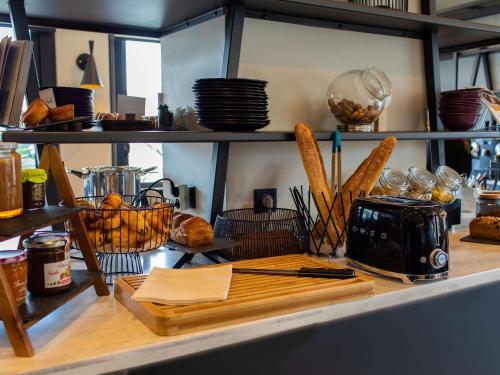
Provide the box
[0,229,499,374]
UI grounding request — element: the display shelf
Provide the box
[17,270,101,327]
[0,206,80,242]
[0,0,499,50]
[1,129,499,144]
[438,0,500,21]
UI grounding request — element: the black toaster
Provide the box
[346,196,449,284]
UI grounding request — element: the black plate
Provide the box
[197,111,269,117]
[197,114,269,120]
[199,120,270,126]
[195,94,268,100]
[196,98,268,105]
[194,88,267,94]
[199,122,269,131]
[195,78,267,85]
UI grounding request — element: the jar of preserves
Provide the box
[0,143,23,219]
[327,66,392,132]
[378,168,407,196]
[403,166,437,201]
[432,166,462,204]
[476,191,500,217]
[23,234,72,295]
[22,169,47,210]
[0,251,27,306]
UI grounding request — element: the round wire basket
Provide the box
[213,208,309,260]
[70,194,175,254]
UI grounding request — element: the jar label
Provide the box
[43,258,71,289]
[31,183,44,202]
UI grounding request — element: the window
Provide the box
[113,37,163,183]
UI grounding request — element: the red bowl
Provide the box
[439,112,481,130]
[440,106,482,113]
[441,88,483,96]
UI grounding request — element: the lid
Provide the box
[22,168,48,184]
[434,166,462,190]
[0,142,17,150]
[23,234,67,249]
[0,250,26,264]
[479,191,500,200]
[379,168,406,189]
[361,67,392,100]
[407,166,436,190]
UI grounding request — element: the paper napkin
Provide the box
[132,264,233,305]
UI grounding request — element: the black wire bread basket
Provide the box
[213,208,309,260]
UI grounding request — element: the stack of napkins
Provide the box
[132,265,233,305]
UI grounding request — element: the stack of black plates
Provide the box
[45,87,95,118]
[193,78,269,131]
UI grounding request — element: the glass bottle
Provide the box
[0,143,23,219]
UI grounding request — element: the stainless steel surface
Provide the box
[67,166,157,197]
[348,259,449,285]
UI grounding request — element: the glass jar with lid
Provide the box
[327,66,392,132]
[476,191,500,217]
[378,168,407,196]
[0,250,27,306]
[0,142,23,219]
[22,169,47,210]
[403,166,437,201]
[432,166,462,204]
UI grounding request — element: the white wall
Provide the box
[55,29,112,197]
[161,16,428,217]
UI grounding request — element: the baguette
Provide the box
[295,123,341,245]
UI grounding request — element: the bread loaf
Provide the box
[469,216,500,241]
[172,216,214,247]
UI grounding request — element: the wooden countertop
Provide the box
[1,229,499,375]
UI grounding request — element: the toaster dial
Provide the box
[430,249,448,269]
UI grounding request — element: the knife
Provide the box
[232,267,356,279]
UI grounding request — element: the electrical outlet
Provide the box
[178,185,197,210]
[254,188,277,213]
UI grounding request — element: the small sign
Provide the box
[39,88,57,108]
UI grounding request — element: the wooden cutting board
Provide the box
[114,254,374,336]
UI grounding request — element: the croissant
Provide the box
[101,193,122,218]
[112,226,138,249]
[120,210,147,233]
[88,229,104,248]
[102,213,121,230]
[76,199,95,222]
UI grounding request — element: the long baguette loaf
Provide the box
[295,123,340,245]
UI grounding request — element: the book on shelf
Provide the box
[0,37,33,126]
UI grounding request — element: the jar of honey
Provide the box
[0,143,23,219]
[0,251,28,306]
[22,169,47,210]
[24,234,72,295]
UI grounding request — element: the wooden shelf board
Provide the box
[17,270,101,327]
[0,206,81,242]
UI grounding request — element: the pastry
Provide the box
[120,209,147,233]
[21,98,50,126]
[102,213,121,230]
[112,226,138,249]
[469,216,500,241]
[88,229,104,248]
[172,216,214,247]
[172,212,193,229]
[295,123,340,245]
[101,193,122,218]
[48,104,74,122]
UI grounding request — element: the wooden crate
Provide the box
[114,254,374,336]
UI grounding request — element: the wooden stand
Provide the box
[0,144,109,357]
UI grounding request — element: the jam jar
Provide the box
[476,191,500,217]
[0,143,23,219]
[403,166,437,201]
[23,234,72,295]
[0,251,27,306]
[378,168,407,196]
[432,166,462,204]
[22,169,47,210]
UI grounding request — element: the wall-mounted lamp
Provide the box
[77,40,103,89]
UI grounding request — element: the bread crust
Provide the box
[470,216,500,241]
[22,98,49,126]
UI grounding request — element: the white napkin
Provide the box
[132,265,233,305]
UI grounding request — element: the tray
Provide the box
[166,238,238,255]
[25,116,91,131]
[460,235,500,246]
[101,119,154,131]
[114,254,374,336]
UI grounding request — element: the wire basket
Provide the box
[348,0,408,11]
[213,208,309,260]
[69,194,175,254]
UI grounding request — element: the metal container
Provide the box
[66,166,156,197]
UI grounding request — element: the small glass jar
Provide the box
[403,166,437,201]
[476,191,500,217]
[378,168,407,196]
[23,234,72,295]
[0,143,23,219]
[327,66,392,132]
[22,169,47,210]
[432,166,462,204]
[0,251,27,306]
